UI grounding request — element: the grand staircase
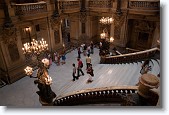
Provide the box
[55,59,160,98]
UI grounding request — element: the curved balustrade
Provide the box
[12,1,47,16]
[100,47,160,64]
[88,0,112,8]
[54,86,138,106]
[59,0,80,13]
[129,0,160,9]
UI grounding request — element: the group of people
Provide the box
[73,41,95,83]
[72,55,94,83]
[53,52,66,66]
[78,41,94,59]
[46,41,95,83]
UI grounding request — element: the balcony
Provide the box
[59,0,80,13]
[88,0,113,13]
[128,0,160,15]
[12,1,47,20]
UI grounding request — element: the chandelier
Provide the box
[99,17,114,24]
[22,38,48,55]
[22,38,56,104]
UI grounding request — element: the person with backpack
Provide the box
[77,58,84,78]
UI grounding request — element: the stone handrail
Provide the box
[129,0,160,9]
[54,86,138,106]
[12,1,47,16]
[126,47,140,53]
[100,47,160,64]
[59,0,80,12]
[88,0,112,8]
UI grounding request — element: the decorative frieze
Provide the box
[88,0,112,8]
[129,1,160,9]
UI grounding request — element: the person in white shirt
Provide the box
[86,54,91,69]
[72,63,78,81]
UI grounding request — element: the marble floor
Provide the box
[0,48,160,107]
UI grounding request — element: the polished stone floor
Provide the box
[0,48,160,107]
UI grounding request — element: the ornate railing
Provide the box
[59,0,80,11]
[100,47,160,64]
[129,0,160,9]
[54,86,138,106]
[88,0,112,8]
[12,1,47,16]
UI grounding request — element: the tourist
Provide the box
[57,53,61,66]
[48,53,52,65]
[72,63,78,81]
[140,59,152,74]
[61,53,66,65]
[87,64,94,83]
[90,41,94,54]
[77,58,84,77]
[77,47,81,59]
[83,44,87,56]
[87,46,91,56]
[86,54,91,69]
[54,52,58,65]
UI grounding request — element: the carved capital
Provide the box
[1,27,17,45]
[50,17,61,31]
[80,11,87,23]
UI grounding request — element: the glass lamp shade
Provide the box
[42,58,49,67]
[110,37,114,43]
[45,75,52,85]
[24,66,33,76]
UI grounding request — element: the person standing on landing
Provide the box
[77,58,84,78]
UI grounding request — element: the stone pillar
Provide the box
[138,73,159,99]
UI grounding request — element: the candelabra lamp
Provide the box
[22,38,56,105]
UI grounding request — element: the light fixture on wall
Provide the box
[110,37,114,43]
[100,32,106,39]
[22,38,56,104]
[99,17,114,25]
[25,27,31,42]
